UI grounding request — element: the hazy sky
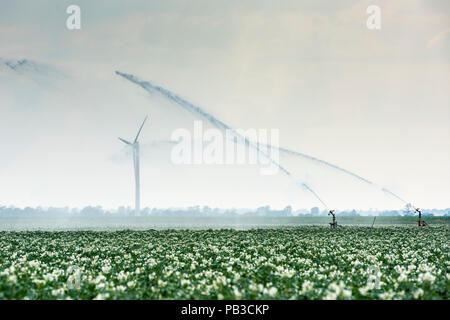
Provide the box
[1,0,449,210]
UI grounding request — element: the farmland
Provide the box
[0,215,448,231]
[0,225,448,300]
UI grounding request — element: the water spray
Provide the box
[278,147,373,185]
[115,71,416,211]
[281,151,413,208]
[300,182,327,208]
[381,187,408,204]
[116,71,329,208]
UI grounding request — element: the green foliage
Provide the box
[0,226,448,300]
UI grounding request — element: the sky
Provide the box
[0,0,449,210]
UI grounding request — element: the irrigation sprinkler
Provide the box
[415,208,428,227]
[328,210,338,228]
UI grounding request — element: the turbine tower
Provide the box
[118,116,148,215]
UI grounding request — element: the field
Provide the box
[0,215,448,231]
[0,225,448,300]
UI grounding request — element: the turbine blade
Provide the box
[134,115,148,143]
[118,137,132,145]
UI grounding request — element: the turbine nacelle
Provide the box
[118,115,148,146]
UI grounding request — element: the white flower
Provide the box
[51,288,65,296]
[95,274,106,284]
[233,287,242,298]
[397,273,408,282]
[116,285,126,292]
[266,287,278,297]
[96,282,106,290]
[8,275,17,283]
[342,289,352,298]
[413,288,424,299]
[301,280,313,294]
[157,279,166,287]
[418,272,436,284]
[423,272,436,283]
[43,273,55,282]
[379,289,395,300]
[328,282,340,292]
[29,260,40,269]
[94,293,110,300]
[324,291,338,300]
[181,279,190,286]
[101,265,111,274]
[359,286,369,296]
[32,279,46,286]
[117,271,128,281]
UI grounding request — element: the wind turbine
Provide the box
[118,116,148,215]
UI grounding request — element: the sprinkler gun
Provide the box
[328,210,338,228]
[415,208,428,227]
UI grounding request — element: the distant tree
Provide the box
[336,210,358,216]
[403,210,414,216]
[140,207,150,216]
[187,206,200,214]
[311,207,319,215]
[202,206,212,214]
[380,210,399,216]
[284,206,292,215]
[80,206,104,216]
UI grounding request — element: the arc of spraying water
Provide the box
[115,71,328,207]
[280,147,409,205]
[381,187,408,204]
[277,147,373,185]
[115,71,410,208]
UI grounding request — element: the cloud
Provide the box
[427,27,450,48]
